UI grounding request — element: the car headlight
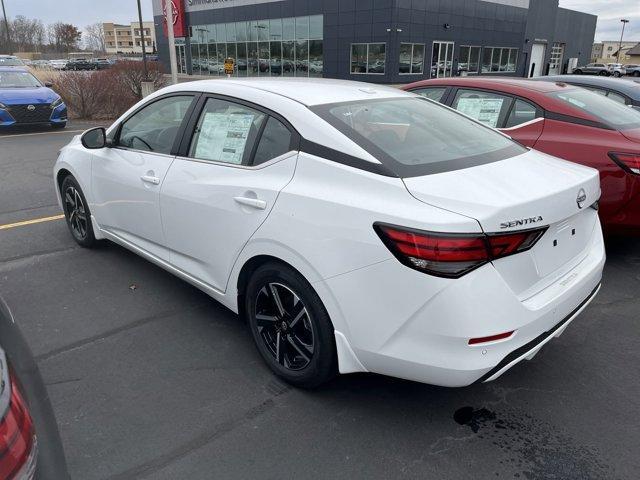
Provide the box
[0,102,6,110]
[50,97,63,109]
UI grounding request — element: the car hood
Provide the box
[0,87,59,105]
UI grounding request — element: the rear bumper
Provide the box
[320,219,605,387]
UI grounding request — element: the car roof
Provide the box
[405,76,567,94]
[164,78,411,106]
[537,75,640,100]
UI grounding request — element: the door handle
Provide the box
[234,196,267,210]
[141,175,160,185]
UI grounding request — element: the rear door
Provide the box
[160,96,300,292]
[448,88,544,147]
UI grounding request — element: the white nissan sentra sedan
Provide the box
[53,79,605,388]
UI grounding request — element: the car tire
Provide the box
[244,262,338,388]
[614,71,621,77]
[60,175,97,248]
[634,71,640,77]
[574,69,582,75]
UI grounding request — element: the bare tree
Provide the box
[84,22,105,53]
[49,22,81,53]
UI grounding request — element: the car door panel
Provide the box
[160,153,298,292]
[91,148,174,258]
[500,118,545,147]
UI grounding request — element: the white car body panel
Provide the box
[54,78,605,387]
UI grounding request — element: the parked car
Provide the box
[572,63,610,76]
[0,67,67,129]
[624,64,640,77]
[54,79,604,388]
[402,77,640,234]
[93,58,112,70]
[48,59,68,71]
[607,63,627,77]
[63,59,96,71]
[0,297,70,479]
[535,75,640,108]
[0,55,26,68]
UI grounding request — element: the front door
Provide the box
[432,41,455,78]
[91,94,196,257]
[160,96,299,292]
[529,43,546,77]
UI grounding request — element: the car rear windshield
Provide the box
[0,71,41,88]
[311,97,525,177]
[549,88,640,130]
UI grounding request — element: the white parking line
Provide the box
[0,129,85,139]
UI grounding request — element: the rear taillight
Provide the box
[0,373,36,480]
[609,152,640,175]
[375,223,547,278]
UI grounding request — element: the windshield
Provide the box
[549,88,640,130]
[0,57,24,66]
[0,71,42,88]
[312,97,525,177]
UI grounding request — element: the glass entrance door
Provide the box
[431,41,454,78]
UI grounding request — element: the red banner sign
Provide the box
[162,0,187,38]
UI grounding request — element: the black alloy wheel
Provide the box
[61,176,96,247]
[254,282,315,371]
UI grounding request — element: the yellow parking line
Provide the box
[0,214,65,231]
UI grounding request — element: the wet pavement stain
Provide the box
[453,406,613,479]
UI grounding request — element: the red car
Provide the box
[402,78,640,234]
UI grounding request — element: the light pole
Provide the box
[0,0,11,54]
[136,0,148,80]
[164,0,178,84]
[617,19,629,63]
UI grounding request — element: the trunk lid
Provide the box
[403,149,601,297]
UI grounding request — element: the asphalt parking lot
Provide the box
[0,123,638,480]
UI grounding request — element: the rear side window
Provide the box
[252,117,293,166]
[411,87,447,103]
[549,88,640,130]
[188,98,266,165]
[504,99,539,128]
[118,95,194,154]
[312,97,525,177]
[452,89,512,128]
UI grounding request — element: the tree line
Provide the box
[0,15,105,55]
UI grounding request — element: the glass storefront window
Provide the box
[459,46,480,74]
[399,43,424,74]
[482,47,518,73]
[190,15,323,78]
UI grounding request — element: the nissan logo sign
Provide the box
[576,188,587,209]
[27,105,36,111]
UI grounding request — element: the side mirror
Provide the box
[81,127,107,149]
[44,81,53,88]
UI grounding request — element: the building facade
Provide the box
[152,0,596,83]
[103,22,157,55]
[591,40,639,63]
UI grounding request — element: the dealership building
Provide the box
[152,0,597,83]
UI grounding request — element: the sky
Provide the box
[1,0,638,43]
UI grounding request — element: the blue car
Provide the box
[0,67,67,129]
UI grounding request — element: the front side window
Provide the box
[312,97,525,177]
[399,43,424,74]
[188,98,267,165]
[549,88,640,130]
[351,43,386,75]
[118,95,194,154]
[452,89,513,128]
